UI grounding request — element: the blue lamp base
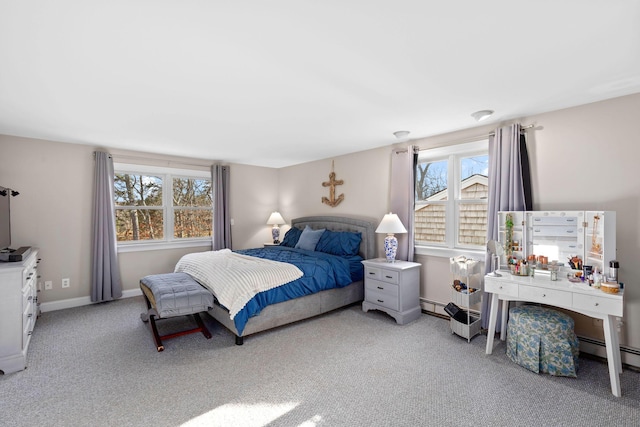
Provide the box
[271,226,280,244]
[384,234,398,262]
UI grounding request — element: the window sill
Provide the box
[414,245,485,261]
[117,239,212,253]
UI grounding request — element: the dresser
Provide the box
[485,272,624,396]
[0,250,40,374]
[361,258,421,325]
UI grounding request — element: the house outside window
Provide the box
[113,163,213,252]
[414,140,489,256]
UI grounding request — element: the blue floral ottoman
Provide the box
[506,305,579,377]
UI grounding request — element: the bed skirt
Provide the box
[207,280,364,344]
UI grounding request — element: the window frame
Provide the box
[414,140,489,259]
[114,163,213,253]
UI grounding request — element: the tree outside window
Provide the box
[172,177,212,239]
[114,167,212,244]
[115,174,164,241]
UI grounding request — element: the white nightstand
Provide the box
[361,258,421,325]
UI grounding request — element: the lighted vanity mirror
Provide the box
[497,210,616,274]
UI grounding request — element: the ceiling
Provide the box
[1,1,640,168]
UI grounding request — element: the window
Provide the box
[114,163,213,250]
[414,140,489,253]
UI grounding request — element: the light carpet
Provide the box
[0,296,638,426]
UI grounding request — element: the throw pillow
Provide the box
[280,227,303,247]
[294,225,326,251]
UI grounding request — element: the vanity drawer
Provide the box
[364,267,399,284]
[484,279,519,298]
[519,284,572,306]
[573,293,623,317]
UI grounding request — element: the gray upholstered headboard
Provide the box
[290,216,376,260]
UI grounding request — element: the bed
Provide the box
[202,215,376,345]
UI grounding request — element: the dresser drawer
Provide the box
[22,302,35,349]
[519,284,572,306]
[484,279,519,298]
[573,293,623,317]
[365,279,398,297]
[366,288,399,311]
[22,285,32,312]
[364,267,399,284]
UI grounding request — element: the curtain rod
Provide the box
[488,123,535,137]
[406,123,537,153]
[94,151,214,169]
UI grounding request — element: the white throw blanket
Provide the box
[174,249,303,319]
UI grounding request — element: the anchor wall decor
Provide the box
[321,161,344,207]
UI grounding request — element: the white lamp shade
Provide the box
[266,212,285,225]
[375,213,407,234]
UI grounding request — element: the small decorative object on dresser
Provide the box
[361,258,421,324]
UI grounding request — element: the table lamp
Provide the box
[266,212,286,244]
[376,213,407,262]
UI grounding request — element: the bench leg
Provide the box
[193,313,212,339]
[149,314,165,352]
[146,313,212,352]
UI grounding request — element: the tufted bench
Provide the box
[507,305,580,377]
[140,272,214,352]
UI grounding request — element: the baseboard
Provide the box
[579,336,640,369]
[39,288,142,313]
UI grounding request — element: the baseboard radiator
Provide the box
[420,297,640,369]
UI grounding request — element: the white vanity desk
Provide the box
[485,272,624,397]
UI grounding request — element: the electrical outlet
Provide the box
[45,281,53,290]
[62,278,70,288]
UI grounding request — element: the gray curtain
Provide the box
[481,123,533,330]
[212,164,232,250]
[390,145,418,262]
[91,151,122,302]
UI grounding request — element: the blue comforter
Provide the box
[230,246,362,335]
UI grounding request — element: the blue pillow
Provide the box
[315,230,362,256]
[294,225,326,251]
[280,227,303,247]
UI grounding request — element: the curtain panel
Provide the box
[91,151,123,302]
[212,164,232,250]
[390,145,418,262]
[482,124,533,330]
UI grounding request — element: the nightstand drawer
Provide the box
[366,288,399,311]
[364,267,399,284]
[365,279,398,297]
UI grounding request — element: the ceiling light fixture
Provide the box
[393,130,410,141]
[471,110,494,122]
